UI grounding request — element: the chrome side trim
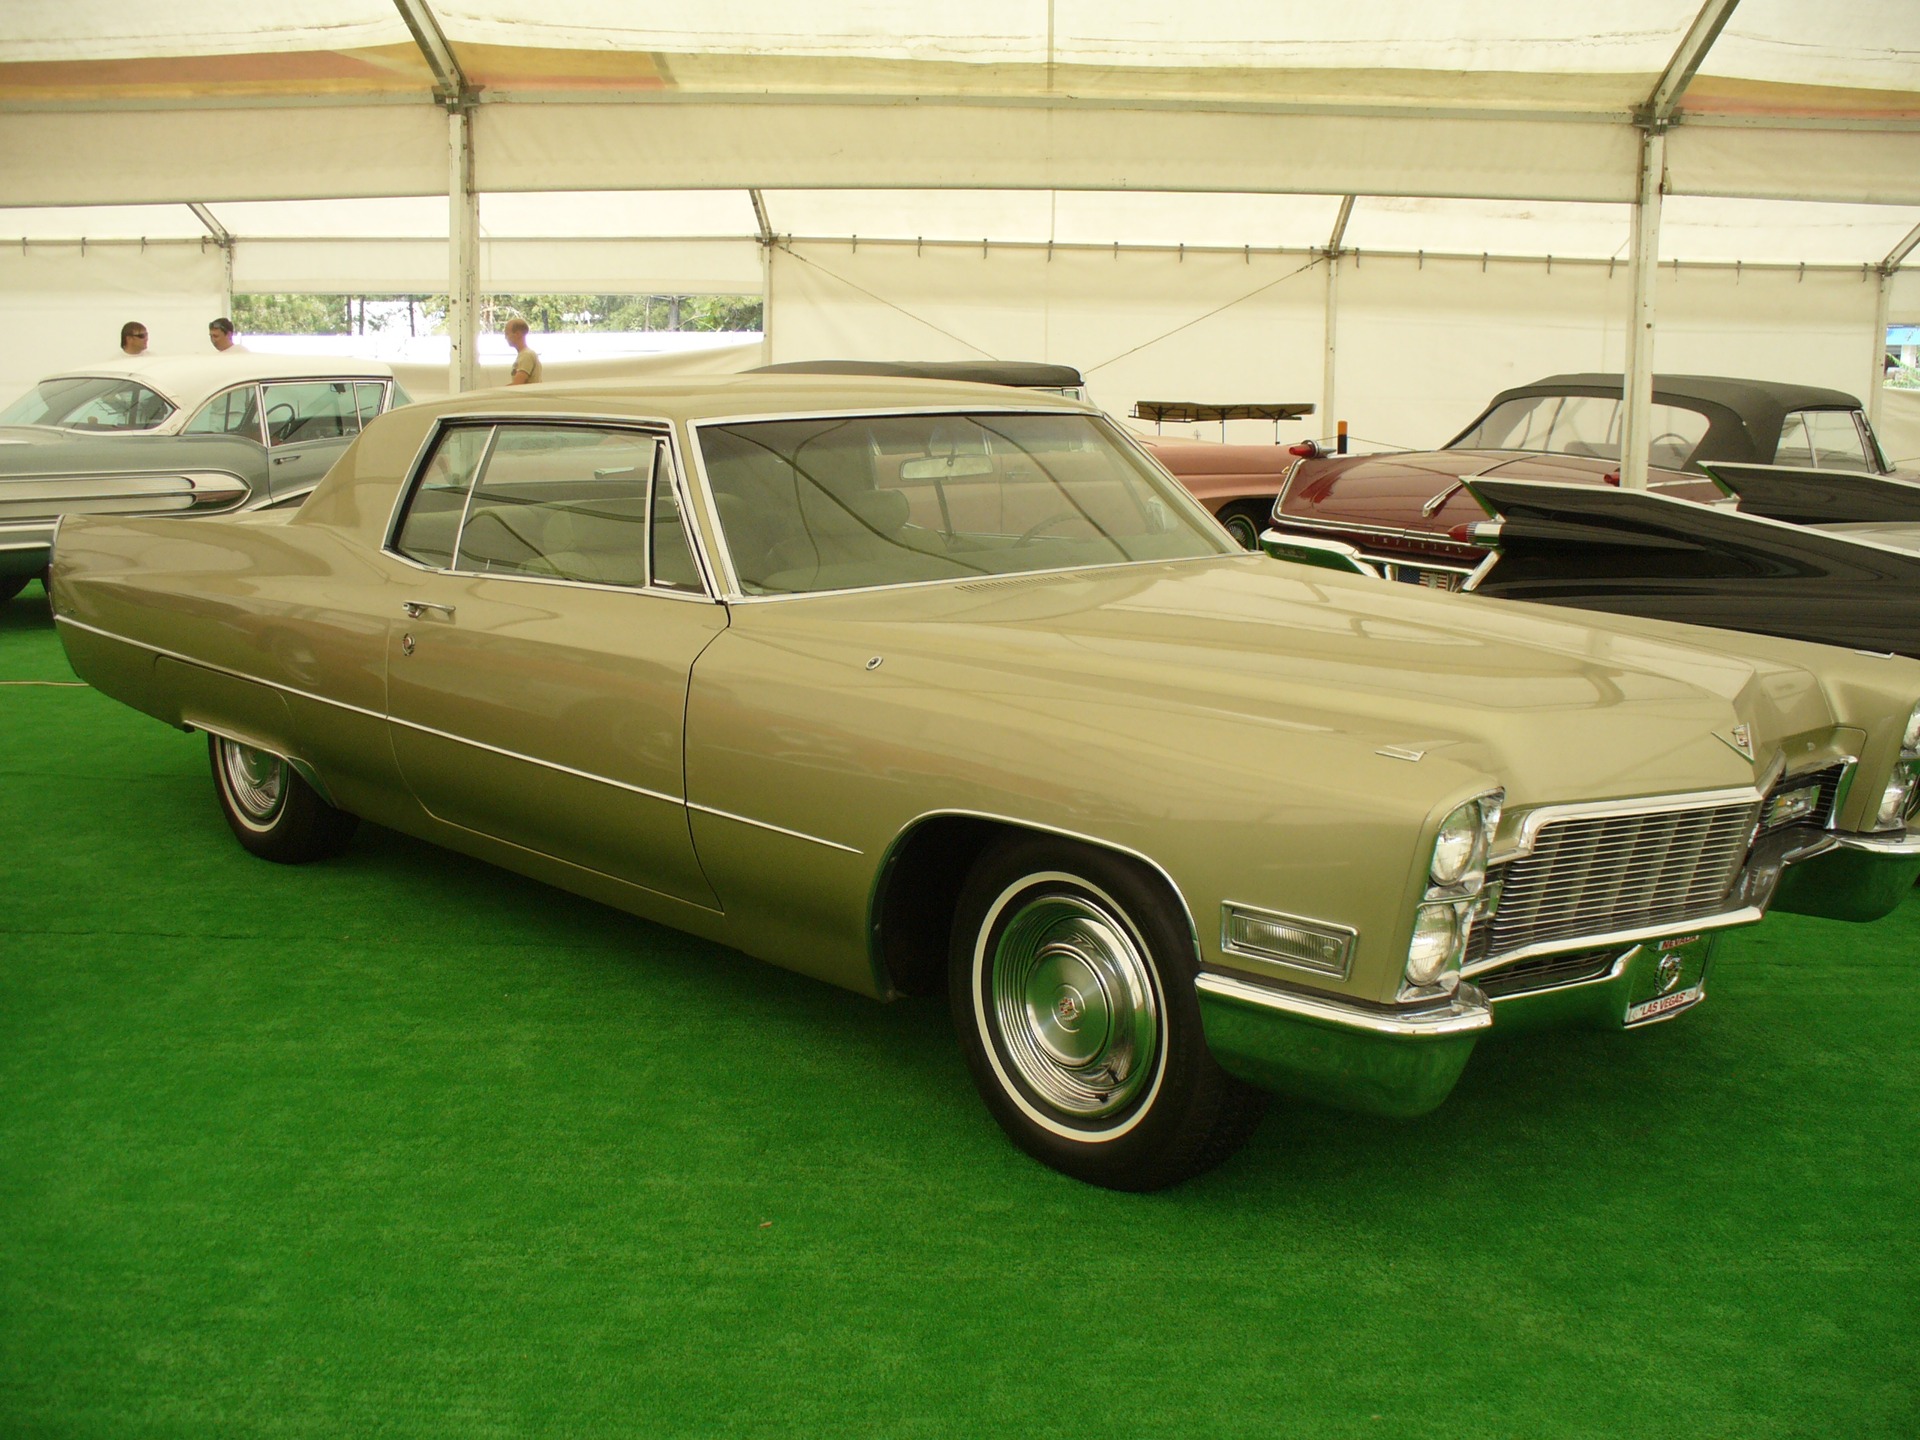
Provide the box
[55,615,388,723]
[1461,905,1762,977]
[384,713,687,807]
[1265,511,1479,549]
[688,802,864,855]
[1494,786,1763,865]
[1195,971,1493,1039]
[60,614,851,852]
[874,808,1203,957]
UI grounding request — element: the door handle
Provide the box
[402,601,456,620]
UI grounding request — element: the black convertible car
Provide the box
[1456,477,1920,660]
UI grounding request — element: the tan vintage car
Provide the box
[50,375,1920,1190]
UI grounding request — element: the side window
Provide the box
[1643,403,1710,471]
[63,381,173,431]
[1783,409,1872,470]
[453,425,660,588]
[182,385,262,440]
[393,426,492,568]
[649,447,704,593]
[261,381,363,448]
[354,382,388,426]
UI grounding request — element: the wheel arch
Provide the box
[868,810,1202,999]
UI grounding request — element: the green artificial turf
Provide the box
[2,580,1916,1438]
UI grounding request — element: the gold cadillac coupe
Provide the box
[50,375,1920,1190]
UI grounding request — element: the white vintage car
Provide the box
[0,353,407,598]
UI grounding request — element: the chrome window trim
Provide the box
[684,405,1234,604]
[256,376,398,450]
[181,382,267,447]
[1461,905,1762,978]
[382,413,721,602]
[1492,786,1763,866]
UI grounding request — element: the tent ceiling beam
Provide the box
[1646,0,1742,122]
[1325,195,1355,254]
[390,0,474,109]
[1883,220,1920,274]
[187,204,232,247]
[749,189,774,247]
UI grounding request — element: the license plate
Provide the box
[1625,983,1703,1026]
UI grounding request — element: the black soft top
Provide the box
[1449,372,1866,471]
[752,359,1085,390]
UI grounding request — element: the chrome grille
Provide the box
[1469,800,1758,962]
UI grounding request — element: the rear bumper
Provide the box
[0,524,54,578]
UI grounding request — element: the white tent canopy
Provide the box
[2,2,1918,454]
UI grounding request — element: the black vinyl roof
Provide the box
[1453,372,1868,470]
[752,359,1085,389]
[1505,372,1861,419]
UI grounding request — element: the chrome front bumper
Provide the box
[1195,931,1719,1119]
[1772,828,1920,922]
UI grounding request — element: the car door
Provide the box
[260,380,366,500]
[383,418,727,909]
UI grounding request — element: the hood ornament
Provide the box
[1716,725,1755,762]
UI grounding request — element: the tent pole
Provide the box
[1869,267,1893,434]
[750,189,775,364]
[1321,253,1339,445]
[448,106,479,395]
[1320,196,1354,447]
[1620,125,1665,492]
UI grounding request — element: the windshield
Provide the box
[698,411,1232,595]
[0,376,176,431]
[1450,393,1709,472]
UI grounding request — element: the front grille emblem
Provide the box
[1656,954,1684,995]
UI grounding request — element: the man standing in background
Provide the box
[208,317,243,352]
[505,317,543,385]
[119,322,148,355]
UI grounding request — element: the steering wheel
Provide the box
[1014,510,1080,546]
[265,402,297,445]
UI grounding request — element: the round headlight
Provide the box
[1876,770,1917,830]
[1406,906,1460,986]
[1430,801,1482,887]
[1903,703,1920,754]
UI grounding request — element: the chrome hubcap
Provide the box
[989,893,1159,1119]
[220,740,287,823]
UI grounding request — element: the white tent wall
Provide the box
[0,242,227,401]
[1334,257,1884,448]
[767,242,1328,443]
[766,240,1894,449]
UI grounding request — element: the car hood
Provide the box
[1279,449,1704,537]
[733,555,1853,809]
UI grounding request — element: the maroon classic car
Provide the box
[1262,373,1894,587]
